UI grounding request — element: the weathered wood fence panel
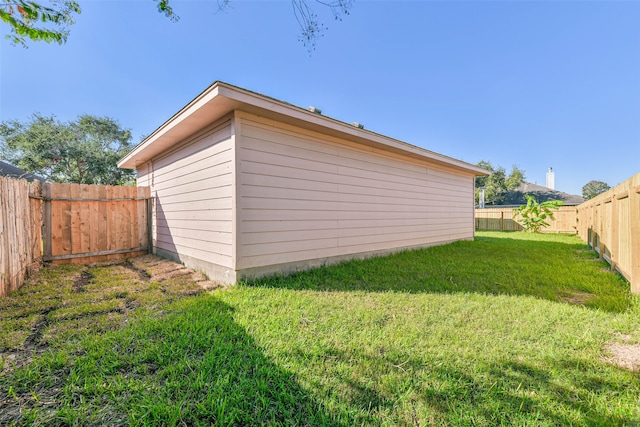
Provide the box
[2,179,151,297]
[475,206,578,233]
[42,182,151,264]
[576,172,640,293]
[0,177,42,297]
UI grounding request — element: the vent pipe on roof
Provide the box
[546,167,555,190]
[351,122,365,129]
[307,106,322,114]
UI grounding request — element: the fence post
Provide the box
[42,182,52,261]
[597,202,604,259]
[146,196,153,254]
[590,205,596,249]
[631,181,640,294]
[30,181,43,263]
[593,203,597,248]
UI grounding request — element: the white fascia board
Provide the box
[216,84,489,176]
[118,84,223,169]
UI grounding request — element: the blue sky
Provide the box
[1,0,639,195]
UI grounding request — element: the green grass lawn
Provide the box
[1,232,639,426]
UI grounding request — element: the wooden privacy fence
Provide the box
[475,172,640,293]
[576,172,640,293]
[0,177,43,297]
[1,177,151,297]
[42,182,151,264]
[475,206,578,233]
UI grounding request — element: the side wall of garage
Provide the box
[136,118,237,282]
[234,111,475,278]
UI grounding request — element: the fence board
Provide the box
[29,185,42,263]
[0,177,43,297]
[109,186,117,252]
[79,184,91,255]
[70,183,82,255]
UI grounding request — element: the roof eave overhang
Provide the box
[118,82,489,177]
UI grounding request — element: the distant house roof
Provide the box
[0,160,45,183]
[499,182,584,206]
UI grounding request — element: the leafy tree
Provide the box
[0,0,80,46]
[0,114,135,185]
[474,160,494,188]
[505,165,525,190]
[582,180,610,200]
[475,161,525,205]
[513,195,563,233]
[2,0,352,51]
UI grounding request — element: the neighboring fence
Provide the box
[0,177,43,297]
[475,206,578,233]
[576,172,640,293]
[1,177,151,296]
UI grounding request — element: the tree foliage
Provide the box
[291,0,352,51]
[2,0,352,51]
[475,161,526,205]
[505,166,525,191]
[582,180,610,201]
[0,114,135,185]
[0,0,80,46]
[513,194,563,233]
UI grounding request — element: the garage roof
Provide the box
[118,81,489,176]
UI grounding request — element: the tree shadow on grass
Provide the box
[288,345,640,425]
[6,295,343,426]
[418,358,640,425]
[243,237,632,313]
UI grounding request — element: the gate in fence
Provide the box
[42,182,152,264]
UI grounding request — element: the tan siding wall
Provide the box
[235,114,474,270]
[147,121,234,269]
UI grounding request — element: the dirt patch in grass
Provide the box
[0,255,223,372]
[604,341,640,372]
[1,255,224,422]
[72,270,94,292]
[24,306,59,348]
[0,255,225,425]
[559,291,595,306]
[122,259,151,281]
[130,255,220,294]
